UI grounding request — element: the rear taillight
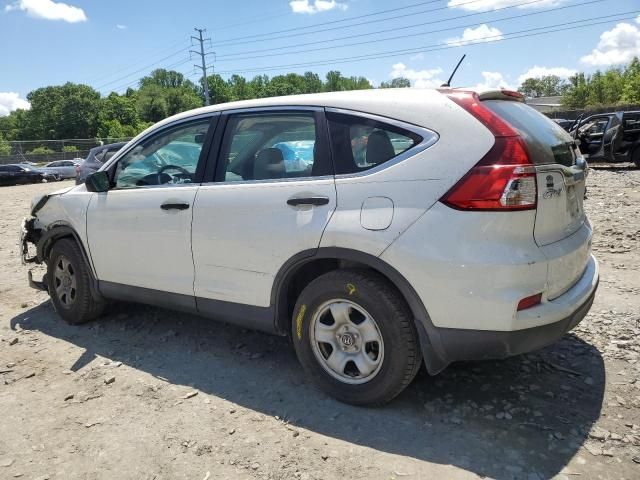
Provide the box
[440,91,537,211]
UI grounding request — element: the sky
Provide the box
[0,0,639,116]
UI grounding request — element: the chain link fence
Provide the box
[0,138,132,165]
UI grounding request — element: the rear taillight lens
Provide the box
[440,91,537,211]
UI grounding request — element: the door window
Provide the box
[113,120,210,189]
[217,111,330,182]
[326,111,422,175]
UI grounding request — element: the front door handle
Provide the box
[161,202,190,211]
[287,196,330,207]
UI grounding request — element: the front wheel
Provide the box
[46,238,104,325]
[292,269,422,406]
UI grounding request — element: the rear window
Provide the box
[484,100,577,166]
[327,112,422,175]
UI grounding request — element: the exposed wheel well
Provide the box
[275,256,406,336]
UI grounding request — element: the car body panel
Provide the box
[192,177,337,306]
[86,186,199,295]
[20,88,599,374]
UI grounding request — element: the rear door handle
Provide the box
[161,202,190,211]
[287,196,330,207]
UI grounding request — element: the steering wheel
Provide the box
[157,164,192,184]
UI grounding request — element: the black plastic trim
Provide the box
[436,283,598,362]
[98,281,275,333]
[36,224,101,301]
[99,281,197,313]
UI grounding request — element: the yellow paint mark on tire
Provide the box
[295,304,307,340]
[346,283,357,296]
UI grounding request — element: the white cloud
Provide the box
[518,66,576,83]
[5,0,87,23]
[475,71,515,90]
[410,52,425,61]
[289,0,347,14]
[390,63,444,88]
[447,0,561,11]
[0,92,30,117]
[116,24,127,30]
[446,24,503,46]
[580,20,640,66]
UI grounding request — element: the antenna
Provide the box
[441,54,466,88]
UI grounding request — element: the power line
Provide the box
[191,28,213,106]
[215,12,638,75]
[212,0,444,45]
[216,0,597,63]
[211,0,517,48]
[93,47,189,92]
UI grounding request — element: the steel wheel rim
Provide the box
[53,255,77,308]
[310,299,384,385]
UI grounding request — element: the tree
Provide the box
[136,84,168,123]
[0,134,10,156]
[380,78,411,88]
[22,83,101,139]
[207,74,233,104]
[97,119,126,139]
[518,75,567,98]
[621,57,640,103]
[227,74,254,101]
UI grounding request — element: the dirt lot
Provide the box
[0,170,639,480]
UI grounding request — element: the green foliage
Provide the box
[561,57,640,108]
[27,146,55,155]
[97,119,126,139]
[380,78,411,88]
[0,134,10,156]
[62,145,79,152]
[518,75,568,98]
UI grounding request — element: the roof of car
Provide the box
[131,87,516,144]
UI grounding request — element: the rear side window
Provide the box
[217,111,332,182]
[484,100,576,166]
[326,112,422,175]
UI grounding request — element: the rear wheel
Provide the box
[292,269,422,406]
[46,238,104,325]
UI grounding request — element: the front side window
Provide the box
[327,111,422,175]
[218,111,330,182]
[113,120,210,189]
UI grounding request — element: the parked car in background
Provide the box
[552,118,575,131]
[22,88,598,406]
[0,164,57,186]
[571,110,640,166]
[75,142,126,184]
[40,160,81,179]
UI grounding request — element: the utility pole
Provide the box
[191,28,212,106]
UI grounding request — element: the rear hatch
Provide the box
[483,98,590,299]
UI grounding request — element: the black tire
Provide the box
[46,238,104,325]
[292,269,422,406]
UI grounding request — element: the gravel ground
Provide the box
[0,170,638,480]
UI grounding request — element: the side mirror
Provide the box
[85,171,110,192]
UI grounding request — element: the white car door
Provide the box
[191,108,336,314]
[86,116,217,298]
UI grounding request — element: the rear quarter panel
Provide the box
[320,90,495,256]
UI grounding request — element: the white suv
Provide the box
[21,88,599,406]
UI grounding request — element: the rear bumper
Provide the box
[435,255,598,362]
